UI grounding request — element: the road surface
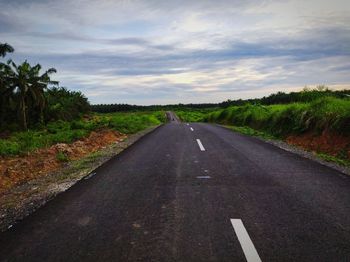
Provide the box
[0,113,349,261]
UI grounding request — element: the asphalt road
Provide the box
[1,112,350,261]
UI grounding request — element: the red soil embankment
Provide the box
[286,130,350,160]
[0,129,126,194]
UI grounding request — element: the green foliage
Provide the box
[0,127,90,156]
[0,140,20,155]
[220,87,350,107]
[101,111,165,134]
[56,151,69,162]
[153,111,167,123]
[316,153,350,168]
[175,109,214,122]
[91,103,219,113]
[0,43,14,57]
[0,43,90,132]
[91,87,350,113]
[225,125,276,140]
[0,111,165,156]
[204,97,350,137]
[45,87,90,122]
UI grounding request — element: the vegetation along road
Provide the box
[0,113,349,261]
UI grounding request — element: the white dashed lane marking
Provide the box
[197,176,211,179]
[196,139,205,151]
[230,219,262,262]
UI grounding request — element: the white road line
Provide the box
[196,139,205,151]
[197,176,211,179]
[186,123,189,126]
[190,127,194,131]
[230,219,262,262]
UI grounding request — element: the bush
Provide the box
[0,140,20,155]
[45,87,90,122]
[106,112,164,134]
[175,109,215,122]
[56,151,69,162]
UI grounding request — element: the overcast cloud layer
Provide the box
[1,0,350,104]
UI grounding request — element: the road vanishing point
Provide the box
[0,112,349,261]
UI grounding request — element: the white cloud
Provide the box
[1,0,349,104]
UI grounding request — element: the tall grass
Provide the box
[101,111,166,134]
[175,108,215,122]
[204,97,350,137]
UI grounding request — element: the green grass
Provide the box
[225,125,276,140]
[175,108,216,122]
[0,111,166,156]
[56,151,69,162]
[316,153,350,168]
[205,97,350,137]
[100,111,165,134]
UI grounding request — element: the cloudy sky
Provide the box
[1,0,350,104]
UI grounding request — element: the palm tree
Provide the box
[9,60,57,130]
[0,43,14,57]
[29,65,58,124]
[0,43,15,127]
[0,62,15,127]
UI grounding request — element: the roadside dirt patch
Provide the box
[0,129,126,195]
[286,130,350,160]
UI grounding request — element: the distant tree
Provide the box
[0,43,14,57]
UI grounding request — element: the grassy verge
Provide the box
[204,97,350,137]
[99,111,166,134]
[0,111,165,157]
[224,125,277,140]
[316,153,350,168]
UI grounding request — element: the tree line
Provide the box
[92,87,350,113]
[220,86,350,107]
[91,102,219,113]
[0,43,90,131]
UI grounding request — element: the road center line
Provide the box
[197,176,211,179]
[196,139,205,151]
[230,219,262,262]
[190,127,194,131]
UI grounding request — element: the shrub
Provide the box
[56,151,69,162]
[0,140,20,155]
